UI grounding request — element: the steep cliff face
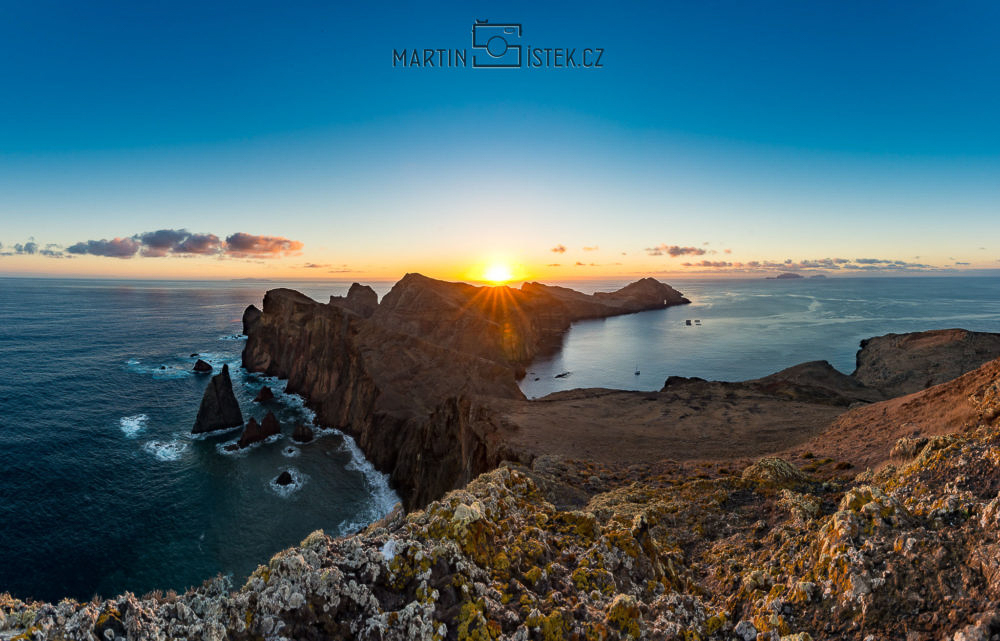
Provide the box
[242,287,525,509]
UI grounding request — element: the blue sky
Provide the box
[1,0,998,279]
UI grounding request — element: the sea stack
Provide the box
[193,359,213,373]
[253,386,274,403]
[236,411,281,448]
[192,364,244,434]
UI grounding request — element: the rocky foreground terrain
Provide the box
[3,359,1000,640]
[4,275,1000,640]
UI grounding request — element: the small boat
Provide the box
[694,319,701,325]
[634,363,640,376]
[685,319,692,326]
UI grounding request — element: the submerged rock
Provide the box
[193,359,213,373]
[191,364,243,434]
[253,386,274,403]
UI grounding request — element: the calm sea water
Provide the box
[2,276,999,602]
[520,276,1000,398]
[0,278,399,603]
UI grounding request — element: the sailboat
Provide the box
[634,363,640,376]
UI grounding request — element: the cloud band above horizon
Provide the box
[56,229,304,260]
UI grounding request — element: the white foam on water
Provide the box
[335,431,399,535]
[219,334,248,341]
[213,430,282,455]
[119,414,149,438]
[281,446,300,458]
[143,440,188,461]
[269,467,307,498]
[124,358,194,380]
[215,437,248,456]
[190,424,244,441]
[243,377,399,526]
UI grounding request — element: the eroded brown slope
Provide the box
[790,355,1000,471]
[853,328,1000,396]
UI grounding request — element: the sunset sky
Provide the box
[1,1,998,281]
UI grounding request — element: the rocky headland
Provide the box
[4,274,1000,640]
[239,274,690,509]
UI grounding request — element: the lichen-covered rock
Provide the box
[741,457,810,488]
[9,417,1000,639]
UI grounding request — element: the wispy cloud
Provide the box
[224,233,303,258]
[550,244,566,253]
[583,245,599,251]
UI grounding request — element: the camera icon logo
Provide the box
[471,20,522,68]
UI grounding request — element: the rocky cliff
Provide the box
[371,274,689,366]
[5,271,1000,639]
[241,276,690,509]
[241,286,524,509]
[853,328,1000,397]
[241,275,1000,514]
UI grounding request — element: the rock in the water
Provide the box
[193,359,213,373]
[292,423,314,443]
[191,363,244,434]
[253,385,274,403]
[275,470,293,485]
[237,411,281,448]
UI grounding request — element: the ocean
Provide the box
[0,278,399,603]
[519,276,1000,398]
[1,275,998,603]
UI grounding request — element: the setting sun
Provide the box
[482,263,515,284]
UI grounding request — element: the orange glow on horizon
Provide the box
[482,263,515,284]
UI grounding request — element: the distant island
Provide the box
[769,272,804,279]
